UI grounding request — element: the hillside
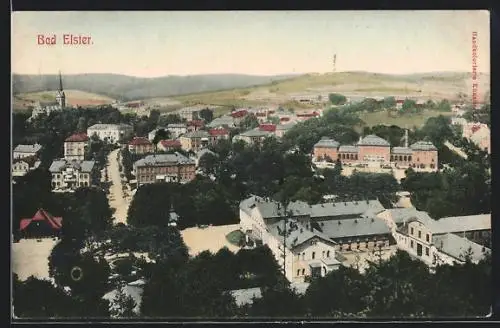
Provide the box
[13,90,116,112]
[12,73,299,102]
[171,71,491,107]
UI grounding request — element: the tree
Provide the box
[239,115,259,130]
[383,97,396,109]
[198,152,220,177]
[199,108,214,123]
[328,93,347,105]
[127,183,173,227]
[249,286,304,318]
[158,113,183,126]
[152,128,170,153]
[76,117,87,133]
[401,99,417,113]
[110,288,137,318]
[437,99,451,112]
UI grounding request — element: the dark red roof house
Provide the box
[65,133,89,142]
[259,124,277,133]
[159,139,182,151]
[19,209,62,239]
[208,128,229,137]
[128,137,152,146]
[231,110,248,118]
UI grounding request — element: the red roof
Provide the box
[396,100,405,104]
[471,125,481,134]
[188,120,205,127]
[65,133,89,142]
[259,124,277,132]
[160,139,181,148]
[209,128,229,136]
[128,137,152,146]
[20,209,62,231]
[231,110,248,118]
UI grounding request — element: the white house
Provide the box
[12,157,41,177]
[13,144,43,159]
[49,159,96,192]
[87,124,134,144]
[167,123,188,139]
[238,196,392,282]
[378,208,491,267]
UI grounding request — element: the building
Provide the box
[177,106,202,121]
[133,153,196,186]
[49,159,96,192]
[207,115,236,129]
[28,72,66,121]
[157,139,182,152]
[239,196,389,282]
[233,129,272,146]
[378,208,491,267]
[128,137,154,155]
[13,144,43,159]
[12,156,41,177]
[208,127,230,144]
[313,135,439,170]
[259,124,277,134]
[167,123,188,139]
[87,123,134,144]
[64,133,89,161]
[187,120,205,132]
[179,130,210,152]
[466,124,490,153]
[19,209,62,239]
[275,123,295,138]
[230,109,249,125]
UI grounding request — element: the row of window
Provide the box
[296,250,331,261]
[410,227,431,243]
[410,240,430,257]
[52,181,89,188]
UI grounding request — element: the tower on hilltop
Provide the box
[55,71,66,109]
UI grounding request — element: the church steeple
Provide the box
[56,71,66,109]
[58,71,64,91]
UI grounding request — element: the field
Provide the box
[181,224,242,257]
[359,110,454,128]
[12,238,59,280]
[13,89,115,111]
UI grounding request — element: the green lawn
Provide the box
[359,110,454,128]
[226,230,246,247]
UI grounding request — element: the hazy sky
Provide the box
[12,11,490,77]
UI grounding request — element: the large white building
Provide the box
[13,144,43,159]
[377,208,491,267]
[49,159,96,192]
[64,133,89,160]
[12,157,41,177]
[87,123,133,144]
[239,196,391,282]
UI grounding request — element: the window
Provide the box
[410,240,414,248]
[297,269,300,276]
[302,269,305,275]
[426,234,430,242]
[322,251,325,258]
[312,252,315,260]
[418,231,421,239]
[410,227,414,235]
[425,247,430,256]
[302,253,305,260]
[417,243,423,257]
[327,250,330,258]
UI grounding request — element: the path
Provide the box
[444,140,468,159]
[12,238,59,280]
[106,148,130,225]
[181,224,241,257]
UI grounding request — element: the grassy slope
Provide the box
[359,110,455,128]
[13,90,116,112]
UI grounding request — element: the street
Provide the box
[106,148,131,225]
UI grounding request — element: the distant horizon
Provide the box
[11,69,491,79]
[12,11,490,77]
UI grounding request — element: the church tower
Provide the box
[55,71,66,109]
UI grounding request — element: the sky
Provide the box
[12,11,490,77]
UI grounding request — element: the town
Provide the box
[12,10,491,320]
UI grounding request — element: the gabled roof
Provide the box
[14,144,42,154]
[320,217,390,239]
[434,233,489,263]
[310,200,385,218]
[159,139,181,148]
[65,133,89,142]
[392,147,413,155]
[267,219,336,250]
[128,137,152,146]
[133,152,195,167]
[49,159,95,173]
[231,110,248,118]
[259,124,277,132]
[314,138,339,149]
[410,141,437,151]
[208,128,229,136]
[239,129,271,138]
[358,135,390,147]
[432,214,491,234]
[20,209,63,231]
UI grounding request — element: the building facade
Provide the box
[233,129,272,146]
[64,133,89,161]
[13,144,43,159]
[87,124,134,144]
[179,131,210,152]
[49,159,96,192]
[12,156,41,177]
[133,153,196,186]
[128,137,154,155]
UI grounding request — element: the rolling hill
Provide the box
[12,73,299,102]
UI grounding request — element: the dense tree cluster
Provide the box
[328,93,347,105]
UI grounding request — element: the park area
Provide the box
[180,224,242,256]
[12,238,59,281]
